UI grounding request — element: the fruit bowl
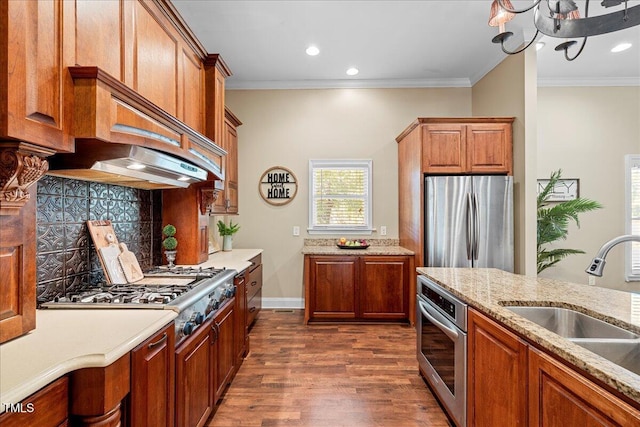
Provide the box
[337,239,369,249]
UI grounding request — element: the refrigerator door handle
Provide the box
[466,193,473,261]
[473,193,480,261]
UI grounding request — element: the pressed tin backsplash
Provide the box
[36,175,163,303]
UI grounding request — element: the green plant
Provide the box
[217,220,240,236]
[162,224,178,251]
[537,170,602,274]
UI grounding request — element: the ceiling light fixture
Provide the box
[306,46,320,56]
[611,42,632,52]
[488,0,640,61]
[346,67,359,76]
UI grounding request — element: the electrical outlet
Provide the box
[293,226,300,236]
[380,226,387,236]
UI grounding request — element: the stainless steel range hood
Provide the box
[48,143,208,189]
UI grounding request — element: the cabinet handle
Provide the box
[236,276,246,286]
[147,333,167,349]
[211,323,219,344]
[251,281,258,287]
[249,307,256,313]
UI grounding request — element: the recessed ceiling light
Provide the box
[611,42,632,53]
[346,67,359,76]
[306,46,320,56]
[536,42,545,51]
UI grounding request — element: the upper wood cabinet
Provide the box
[421,118,513,175]
[1,0,74,152]
[212,108,242,214]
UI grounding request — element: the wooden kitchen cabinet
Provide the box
[0,376,69,427]
[467,308,528,427]
[212,108,242,214]
[214,299,236,401]
[130,323,175,427]
[529,347,640,426]
[234,273,248,366]
[421,118,513,175]
[175,318,216,427]
[304,255,412,324]
[246,254,263,328]
[467,308,640,426]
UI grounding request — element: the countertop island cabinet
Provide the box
[246,253,263,328]
[303,253,413,324]
[0,376,69,427]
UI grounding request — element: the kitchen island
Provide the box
[418,267,640,408]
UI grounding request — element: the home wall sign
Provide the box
[537,178,579,201]
[259,166,298,206]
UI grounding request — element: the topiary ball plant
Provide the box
[162,224,178,251]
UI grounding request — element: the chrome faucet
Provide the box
[585,234,640,276]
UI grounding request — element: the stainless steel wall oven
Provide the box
[416,275,468,427]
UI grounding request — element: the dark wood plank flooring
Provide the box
[207,310,450,427]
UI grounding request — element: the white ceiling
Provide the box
[172,0,640,89]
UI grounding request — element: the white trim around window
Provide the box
[308,159,373,235]
[625,154,640,281]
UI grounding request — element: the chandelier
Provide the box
[488,0,640,61]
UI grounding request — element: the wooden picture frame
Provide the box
[259,166,298,206]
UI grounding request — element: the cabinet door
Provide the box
[215,299,236,401]
[308,256,357,320]
[224,119,239,214]
[175,320,215,427]
[359,256,410,320]
[130,323,175,427]
[529,347,640,426]
[422,124,466,174]
[467,308,528,427]
[0,376,68,427]
[234,274,247,364]
[466,123,512,174]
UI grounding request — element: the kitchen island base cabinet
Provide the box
[467,308,528,427]
[529,348,640,426]
[130,323,175,427]
[246,254,263,328]
[175,319,216,427]
[304,255,412,324]
[0,376,69,427]
[215,299,236,402]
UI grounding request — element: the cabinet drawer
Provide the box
[247,290,262,326]
[247,264,263,301]
[248,254,262,273]
[0,376,69,427]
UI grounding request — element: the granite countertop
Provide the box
[418,267,640,406]
[0,309,177,408]
[301,238,414,256]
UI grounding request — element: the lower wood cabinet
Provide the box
[529,347,640,426]
[130,323,175,427]
[467,308,528,426]
[246,254,263,328]
[304,255,412,324]
[468,308,640,427]
[214,298,236,401]
[175,318,216,427]
[234,273,248,366]
[0,376,68,427]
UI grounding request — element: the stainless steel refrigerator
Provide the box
[425,175,514,272]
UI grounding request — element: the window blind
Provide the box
[309,160,372,232]
[627,155,640,281]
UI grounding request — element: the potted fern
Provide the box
[162,224,178,268]
[537,170,602,274]
[217,220,240,251]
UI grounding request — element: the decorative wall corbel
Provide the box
[200,188,221,215]
[0,142,55,215]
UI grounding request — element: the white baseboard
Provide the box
[262,297,304,309]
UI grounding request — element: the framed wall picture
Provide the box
[259,166,298,206]
[537,178,579,201]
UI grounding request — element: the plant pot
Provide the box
[164,250,177,268]
[222,235,233,252]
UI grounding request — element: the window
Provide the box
[626,154,640,281]
[308,159,372,234]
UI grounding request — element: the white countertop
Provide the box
[184,248,263,273]
[0,309,177,407]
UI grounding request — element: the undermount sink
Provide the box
[503,306,639,340]
[504,305,640,376]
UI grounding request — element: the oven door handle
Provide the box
[418,299,459,341]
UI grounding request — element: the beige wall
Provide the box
[470,52,538,276]
[219,88,471,305]
[537,86,640,292]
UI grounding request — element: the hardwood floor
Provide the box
[207,310,451,427]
